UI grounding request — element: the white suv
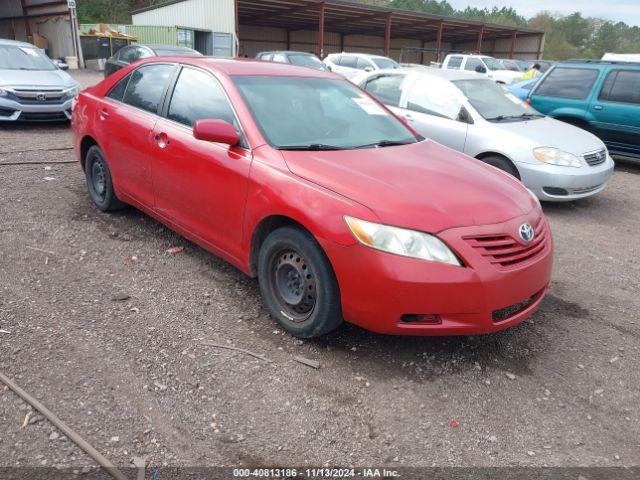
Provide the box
[323,53,400,79]
[441,54,521,84]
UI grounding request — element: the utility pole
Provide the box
[67,0,85,68]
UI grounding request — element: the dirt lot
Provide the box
[0,70,639,474]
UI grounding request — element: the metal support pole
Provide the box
[509,30,517,59]
[435,21,443,63]
[384,13,392,57]
[476,25,484,54]
[317,2,325,58]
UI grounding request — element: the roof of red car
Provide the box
[145,56,338,78]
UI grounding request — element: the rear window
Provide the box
[123,64,174,114]
[446,56,463,69]
[599,70,640,105]
[534,67,599,100]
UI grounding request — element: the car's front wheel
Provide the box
[85,145,125,211]
[258,226,343,338]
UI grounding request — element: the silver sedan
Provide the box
[0,39,80,122]
[355,68,614,202]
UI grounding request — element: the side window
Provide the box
[123,64,174,114]
[364,75,405,107]
[119,47,137,63]
[534,67,599,100]
[464,57,482,72]
[168,67,238,129]
[272,53,288,63]
[356,57,372,70]
[261,54,273,61]
[446,56,463,69]
[406,77,466,121]
[340,56,358,68]
[106,73,131,101]
[600,70,640,105]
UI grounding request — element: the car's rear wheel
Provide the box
[258,226,343,338]
[480,155,520,179]
[85,145,125,211]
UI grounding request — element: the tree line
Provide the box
[77,0,640,60]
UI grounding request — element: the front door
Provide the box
[151,66,252,259]
[399,76,469,151]
[590,69,640,157]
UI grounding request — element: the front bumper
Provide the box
[518,155,615,202]
[320,210,553,336]
[0,96,74,122]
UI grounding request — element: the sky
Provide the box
[447,0,640,26]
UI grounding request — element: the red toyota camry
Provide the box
[71,57,553,338]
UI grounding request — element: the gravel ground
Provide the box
[0,71,639,474]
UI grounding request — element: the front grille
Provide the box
[584,149,607,166]
[19,110,70,122]
[464,217,549,270]
[12,89,65,105]
[492,288,545,323]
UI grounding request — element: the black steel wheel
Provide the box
[85,145,125,211]
[258,226,343,338]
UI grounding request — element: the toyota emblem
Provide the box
[519,223,534,243]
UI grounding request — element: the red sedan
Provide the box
[71,57,553,338]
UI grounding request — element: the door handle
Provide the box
[99,108,109,119]
[154,132,170,148]
[593,105,603,111]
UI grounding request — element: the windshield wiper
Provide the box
[276,144,345,151]
[486,113,543,122]
[354,140,413,149]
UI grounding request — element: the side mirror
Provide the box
[53,59,69,70]
[193,119,240,146]
[326,64,332,71]
[364,66,374,72]
[475,65,487,74]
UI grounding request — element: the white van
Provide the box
[441,54,521,84]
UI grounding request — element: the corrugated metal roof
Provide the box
[133,0,543,42]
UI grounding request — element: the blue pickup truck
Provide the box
[528,60,640,159]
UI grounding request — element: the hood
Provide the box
[280,140,536,233]
[493,116,605,156]
[0,68,77,88]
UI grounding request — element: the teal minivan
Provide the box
[528,60,640,159]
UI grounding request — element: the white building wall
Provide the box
[132,0,235,34]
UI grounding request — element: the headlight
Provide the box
[533,147,581,168]
[344,216,461,266]
[0,87,7,97]
[64,85,80,99]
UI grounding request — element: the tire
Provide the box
[84,145,125,211]
[258,226,343,338]
[480,155,520,179]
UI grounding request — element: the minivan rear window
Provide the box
[534,67,599,100]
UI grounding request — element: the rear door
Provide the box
[589,68,640,157]
[96,63,176,208]
[398,75,469,151]
[151,66,252,257]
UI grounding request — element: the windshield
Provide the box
[453,79,542,121]
[233,76,417,150]
[500,59,521,72]
[288,54,327,70]
[0,45,55,70]
[372,57,400,69]
[481,57,503,71]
